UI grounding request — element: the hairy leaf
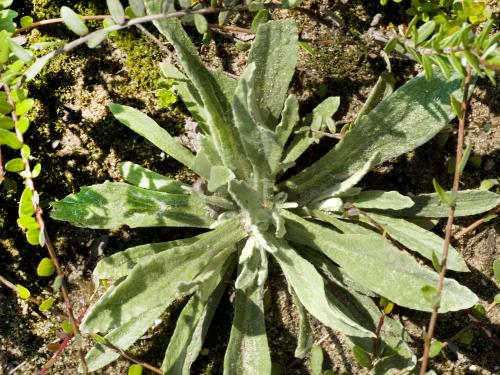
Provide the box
[362,213,468,272]
[50,182,213,229]
[283,70,464,204]
[271,235,374,337]
[349,190,415,210]
[80,218,246,333]
[275,94,299,147]
[85,306,165,371]
[283,210,477,312]
[355,71,395,124]
[224,256,271,375]
[94,237,199,279]
[383,189,500,217]
[144,5,248,178]
[119,161,190,194]
[109,104,202,175]
[245,20,298,128]
[162,255,234,374]
[289,286,313,358]
[60,6,88,36]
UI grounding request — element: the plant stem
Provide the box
[98,339,163,374]
[419,64,473,375]
[454,205,500,239]
[0,273,41,305]
[2,83,88,374]
[0,145,5,182]
[13,15,115,36]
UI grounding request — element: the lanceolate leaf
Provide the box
[162,255,235,375]
[349,190,414,210]
[284,96,340,164]
[85,306,165,372]
[224,259,271,375]
[275,94,299,147]
[50,182,214,229]
[282,210,477,312]
[289,286,313,358]
[245,20,298,128]
[94,236,199,279]
[283,70,464,204]
[362,213,468,272]
[232,63,282,187]
[119,161,190,194]
[109,104,202,175]
[143,5,248,178]
[80,218,246,333]
[383,189,500,217]
[355,71,395,124]
[271,236,374,337]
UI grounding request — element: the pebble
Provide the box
[154,319,162,326]
[51,140,60,149]
[468,365,477,372]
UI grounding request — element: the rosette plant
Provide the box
[51,7,499,374]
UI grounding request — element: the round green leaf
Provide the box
[61,320,73,334]
[27,228,40,245]
[0,128,22,149]
[16,284,31,300]
[194,14,208,35]
[5,158,24,172]
[60,6,89,36]
[429,340,443,358]
[39,297,54,312]
[20,16,33,28]
[17,116,30,134]
[19,187,35,217]
[37,257,56,277]
[106,0,125,25]
[15,98,34,116]
[128,364,143,375]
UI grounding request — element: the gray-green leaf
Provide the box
[60,6,89,36]
[50,182,213,229]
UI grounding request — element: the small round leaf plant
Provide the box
[51,10,499,375]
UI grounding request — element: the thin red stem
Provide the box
[419,64,473,375]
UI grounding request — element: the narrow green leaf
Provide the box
[271,235,374,337]
[290,287,313,358]
[310,345,324,375]
[223,257,271,375]
[283,210,478,312]
[284,96,340,164]
[5,158,24,172]
[431,251,441,272]
[350,190,414,210]
[16,284,30,300]
[107,0,126,24]
[7,38,33,63]
[493,260,500,284]
[143,13,246,178]
[162,255,234,374]
[24,55,51,81]
[355,71,395,124]
[450,94,462,118]
[37,258,56,277]
[119,161,189,194]
[39,298,54,312]
[422,55,434,80]
[251,9,269,33]
[384,189,500,217]
[275,94,299,146]
[352,345,371,368]
[245,20,298,128]
[362,213,468,272]
[87,30,109,48]
[284,69,464,204]
[458,143,472,173]
[110,104,202,175]
[433,178,452,206]
[85,306,165,371]
[80,218,245,333]
[50,182,214,229]
[60,6,89,36]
